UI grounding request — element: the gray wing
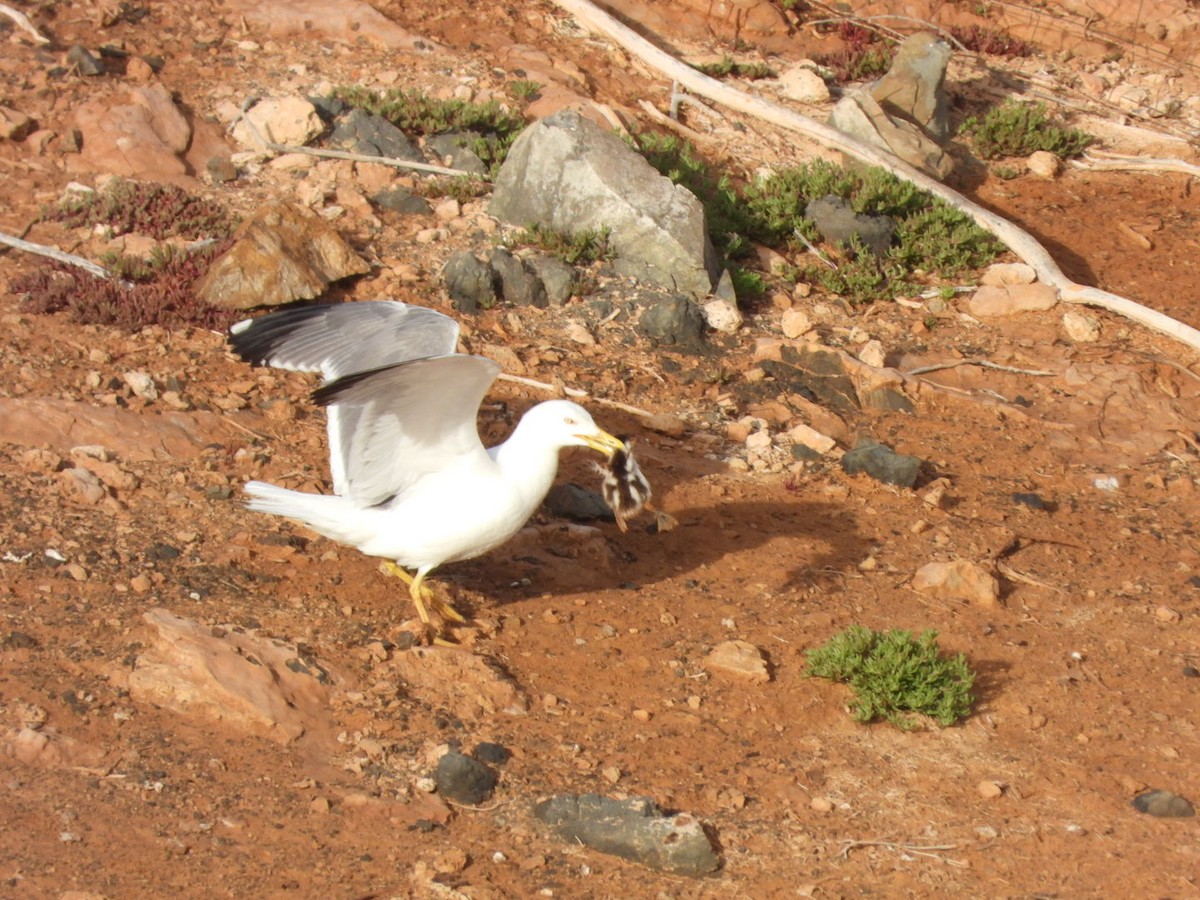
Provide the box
[228,301,460,379]
[229,301,463,494]
[312,354,503,507]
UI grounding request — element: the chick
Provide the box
[594,436,677,533]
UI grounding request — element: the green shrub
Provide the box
[805,625,976,730]
[959,100,1095,160]
[510,223,613,265]
[691,56,775,80]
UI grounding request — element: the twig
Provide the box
[496,372,654,418]
[0,3,50,43]
[550,0,1200,354]
[903,359,1058,377]
[637,99,708,143]
[0,230,113,280]
[838,838,969,868]
[236,98,479,178]
[996,559,1064,594]
[792,227,837,270]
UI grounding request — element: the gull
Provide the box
[228,300,625,632]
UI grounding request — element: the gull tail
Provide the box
[243,481,374,548]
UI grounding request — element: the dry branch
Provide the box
[0,3,50,43]
[0,231,112,279]
[550,0,1200,355]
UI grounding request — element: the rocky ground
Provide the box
[2,0,1200,897]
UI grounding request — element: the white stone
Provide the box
[777,65,831,104]
[788,423,836,454]
[702,297,743,333]
[981,262,1037,286]
[231,96,323,150]
[1026,150,1060,179]
[780,307,812,339]
[857,339,886,368]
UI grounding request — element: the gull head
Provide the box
[521,400,625,457]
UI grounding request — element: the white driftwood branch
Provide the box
[550,0,1200,354]
[1072,151,1200,178]
[0,231,112,279]
[0,3,50,43]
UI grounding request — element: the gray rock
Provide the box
[759,345,859,414]
[435,750,496,805]
[489,248,548,308]
[206,156,238,184]
[490,110,720,297]
[636,295,706,350]
[1132,789,1195,818]
[841,437,924,488]
[330,108,423,161]
[525,253,578,306]
[307,95,347,123]
[805,195,894,258]
[372,186,432,216]
[830,91,954,180]
[67,45,105,77]
[425,131,489,175]
[870,32,952,141]
[544,483,614,523]
[534,794,719,876]
[443,251,496,313]
[859,386,915,413]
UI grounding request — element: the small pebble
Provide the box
[1132,789,1195,818]
[977,780,1004,799]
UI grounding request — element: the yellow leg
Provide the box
[380,562,467,624]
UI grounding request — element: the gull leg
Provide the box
[380,561,467,624]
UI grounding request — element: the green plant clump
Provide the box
[511,223,613,265]
[959,100,1096,160]
[629,139,1004,304]
[805,625,976,730]
[691,56,775,80]
[45,180,236,240]
[334,86,526,173]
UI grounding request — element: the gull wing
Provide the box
[312,354,503,507]
[229,301,463,495]
[228,301,460,380]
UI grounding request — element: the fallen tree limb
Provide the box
[0,3,50,43]
[550,0,1200,354]
[0,231,112,279]
[1072,150,1200,178]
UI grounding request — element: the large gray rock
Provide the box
[534,794,719,876]
[870,32,952,141]
[830,90,953,180]
[490,110,720,297]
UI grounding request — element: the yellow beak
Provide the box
[578,429,627,459]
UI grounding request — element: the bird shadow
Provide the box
[449,496,868,608]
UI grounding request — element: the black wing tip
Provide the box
[227,303,342,366]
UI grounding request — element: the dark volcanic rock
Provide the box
[636,295,706,350]
[841,438,924,488]
[435,750,496,805]
[534,794,719,876]
[805,195,895,258]
[443,251,496,313]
